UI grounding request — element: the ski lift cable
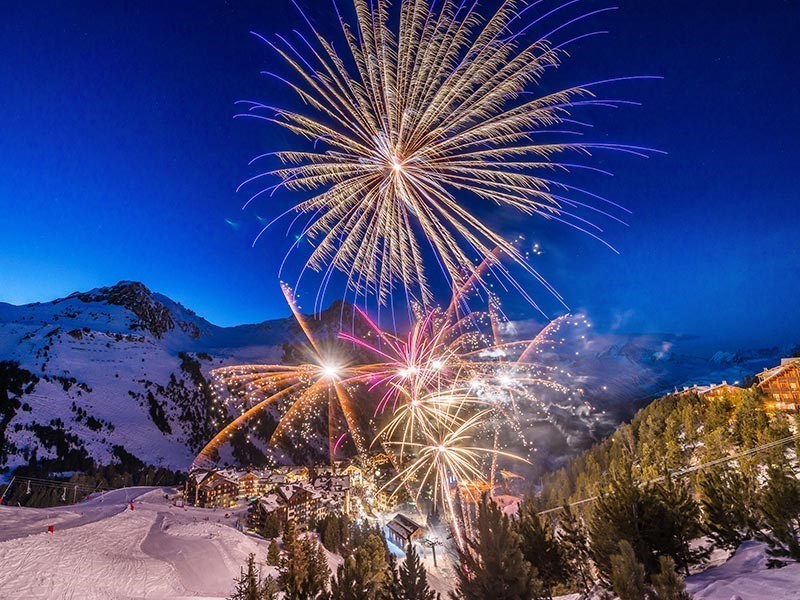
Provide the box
[536,431,800,516]
[9,476,111,493]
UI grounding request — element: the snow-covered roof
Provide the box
[256,494,285,514]
[190,470,213,484]
[758,358,800,386]
[386,514,424,540]
[206,477,236,490]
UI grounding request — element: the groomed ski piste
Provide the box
[0,487,339,600]
[1,487,800,599]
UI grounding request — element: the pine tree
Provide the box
[591,462,708,581]
[321,515,342,552]
[299,537,331,598]
[699,464,760,550]
[266,538,280,566]
[558,502,594,594]
[732,390,769,449]
[651,556,692,600]
[648,475,710,576]
[329,557,369,600]
[589,460,656,581]
[759,464,800,566]
[279,521,309,600]
[394,540,438,600]
[517,500,567,598]
[327,532,393,600]
[383,552,402,600]
[609,540,650,600]
[227,553,261,600]
[357,533,393,595]
[261,576,279,600]
[451,495,545,600]
[261,512,282,539]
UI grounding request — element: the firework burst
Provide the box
[194,280,591,549]
[192,283,370,468]
[239,0,657,309]
[348,291,583,545]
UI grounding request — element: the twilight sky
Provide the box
[1,0,798,351]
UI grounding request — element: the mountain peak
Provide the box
[67,281,180,339]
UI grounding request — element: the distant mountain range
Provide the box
[0,281,795,477]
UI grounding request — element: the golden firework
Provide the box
[240,0,654,308]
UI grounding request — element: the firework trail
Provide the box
[192,282,369,468]
[238,0,659,310]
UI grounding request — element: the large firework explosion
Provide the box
[238,0,656,310]
[194,278,590,547]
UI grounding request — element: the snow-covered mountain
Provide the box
[1,282,794,477]
[0,281,293,475]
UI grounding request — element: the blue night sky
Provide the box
[1,1,798,351]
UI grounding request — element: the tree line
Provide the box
[447,386,800,599]
[229,516,440,600]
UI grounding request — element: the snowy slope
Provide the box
[0,487,311,600]
[686,541,800,600]
[0,282,292,474]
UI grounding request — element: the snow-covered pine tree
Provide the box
[650,475,710,576]
[558,502,594,594]
[699,464,760,550]
[278,521,308,599]
[328,556,364,600]
[227,553,260,600]
[266,538,280,566]
[300,537,331,599]
[759,464,800,566]
[589,459,655,581]
[327,532,394,600]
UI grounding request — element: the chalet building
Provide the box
[237,471,260,499]
[313,475,351,514]
[676,381,742,399]
[275,483,316,524]
[185,469,214,506]
[758,358,800,410]
[285,466,309,483]
[197,473,238,508]
[186,469,239,507]
[248,493,288,532]
[245,478,350,534]
[187,461,357,517]
[372,453,391,466]
[386,513,425,549]
[338,463,366,486]
[375,480,401,512]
